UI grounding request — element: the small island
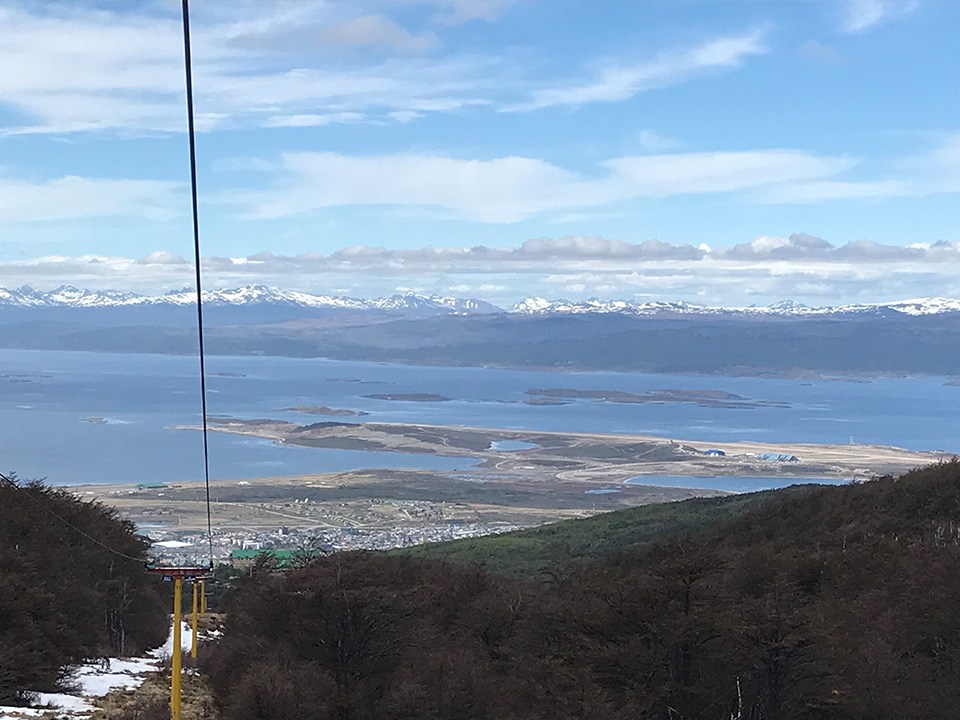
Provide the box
[525,388,789,409]
[364,393,453,402]
[283,405,369,417]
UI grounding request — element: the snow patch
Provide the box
[150,621,195,659]
[69,657,157,697]
[7,620,195,719]
[34,694,94,713]
[0,707,49,719]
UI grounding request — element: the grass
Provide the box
[90,671,218,720]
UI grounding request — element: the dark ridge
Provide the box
[0,477,167,705]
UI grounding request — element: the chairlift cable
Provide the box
[0,1,216,577]
[180,0,214,568]
[0,0,213,592]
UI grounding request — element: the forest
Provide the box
[0,476,167,705]
[206,461,960,720]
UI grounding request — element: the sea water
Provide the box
[1,349,956,486]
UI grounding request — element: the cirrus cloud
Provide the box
[842,0,921,34]
[0,175,182,224]
[230,148,854,223]
[0,2,770,135]
[515,28,769,110]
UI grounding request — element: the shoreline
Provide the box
[67,422,943,543]
[172,418,943,483]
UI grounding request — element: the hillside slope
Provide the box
[397,487,792,577]
[207,462,960,719]
[0,478,167,705]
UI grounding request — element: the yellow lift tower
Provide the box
[147,566,210,720]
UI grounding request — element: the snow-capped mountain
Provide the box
[834,298,960,316]
[511,297,702,315]
[509,296,960,317]
[3,285,960,318]
[0,285,500,315]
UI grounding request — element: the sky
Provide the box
[1,0,959,306]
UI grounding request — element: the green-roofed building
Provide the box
[229,548,319,570]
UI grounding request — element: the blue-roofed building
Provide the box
[704,449,726,457]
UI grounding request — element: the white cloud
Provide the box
[754,132,960,203]
[7,235,960,307]
[0,4,769,135]
[717,232,915,261]
[136,251,189,265]
[3,134,954,231]
[906,132,960,185]
[224,9,438,53]
[263,113,366,128]
[0,176,182,224]
[636,129,682,153]
[426,0,515,25]
[230,148,852,223]
[757,179,910,203]
[517,236,703,261]
[0,253,193,288]
[842,0,921,33]
[0,3,493,135]
[605,151,854,196]
[312,15,437,53]
[516,28,768,110]
[239,153,584,222]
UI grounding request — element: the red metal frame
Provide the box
[146,565,211,580]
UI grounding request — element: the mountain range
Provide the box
[3,284,960,318]
[3,285,960,376]
[0,285,498,314]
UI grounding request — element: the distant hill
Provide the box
[404,461,960,577]
[3,285,960,376]
[396,488,788,578]
[207,462,960,719]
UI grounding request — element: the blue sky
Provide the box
[1,0,959,305]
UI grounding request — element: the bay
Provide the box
[1,349,956,486]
